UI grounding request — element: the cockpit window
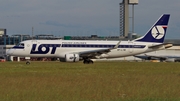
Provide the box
[17,43,24,47]
[20,43,24,46]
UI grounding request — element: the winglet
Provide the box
[113,41,121,49]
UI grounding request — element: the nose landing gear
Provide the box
[26,60,31,64]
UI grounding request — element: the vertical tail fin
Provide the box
[134,14,170,43]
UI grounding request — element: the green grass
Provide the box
[0,61,180,101]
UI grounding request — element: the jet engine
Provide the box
[64,54,80,62]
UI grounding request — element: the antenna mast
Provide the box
[32,27,34,40]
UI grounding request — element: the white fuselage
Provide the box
[7,40,160,59]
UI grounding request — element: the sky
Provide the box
[0,0,180,39]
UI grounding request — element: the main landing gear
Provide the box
[83,58,94,64]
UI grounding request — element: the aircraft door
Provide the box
[25,42,31,51]
[29,40,38,51]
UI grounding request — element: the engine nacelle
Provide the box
[65,54,80,62]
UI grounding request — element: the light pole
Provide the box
[128,0,138,34]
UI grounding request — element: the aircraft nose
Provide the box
[7,49,14,56]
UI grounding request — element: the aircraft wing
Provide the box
[73,41,121,58]
[78,48,111,58]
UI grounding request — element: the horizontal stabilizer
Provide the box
[148,43,173,49]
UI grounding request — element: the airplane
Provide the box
[134,51,180,62]
[7,14,172,64]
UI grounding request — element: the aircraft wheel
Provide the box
[83,60,88,64]
[26,60,31,65]
[83,59,93,64]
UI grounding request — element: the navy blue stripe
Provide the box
[12,44,146,50]
[62,44,145,48]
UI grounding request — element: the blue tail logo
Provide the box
[151,25,166,39]
[135,14,170,43]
